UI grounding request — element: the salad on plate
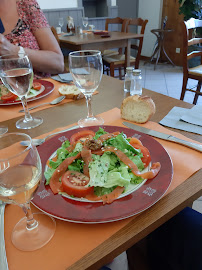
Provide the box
[0,81,44,103]
[45,128,161,204]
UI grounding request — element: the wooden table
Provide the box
[2,75,202,270]
[59,31,143,67]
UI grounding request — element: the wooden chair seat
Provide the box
[103,54,136,65]
[189,65,202,76]
[102,49,119,57]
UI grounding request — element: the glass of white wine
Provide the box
[0,54,43,129]
[69,50,104,127]
[0,132,56,251]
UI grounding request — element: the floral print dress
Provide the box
[5,0,50,78]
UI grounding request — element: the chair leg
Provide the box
[110,63,115,77]
[193,81,201,104]
[119,67,122,80]
[180,75,188,101]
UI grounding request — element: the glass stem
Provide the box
[85,94,94,118]
[21,202,38,230]
[21,96,33,122]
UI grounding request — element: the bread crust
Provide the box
[121,95,156,123]
[58,84,84,100]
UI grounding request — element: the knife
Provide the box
[123,121,202,152]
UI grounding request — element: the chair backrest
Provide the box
[126,18,148,69]
[105,17,128,32]
[51,26,60,44]
[182,18,202,75]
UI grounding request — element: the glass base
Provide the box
[11,213,56,251]
[78,116,104,127]
[0,126,8,135]
[16,117,43,129]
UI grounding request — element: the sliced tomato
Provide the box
[49,152,81,194]
[70,130,96,144]
[61,170,94,197]
[130,143,151,167]
[32,82,42,90]
[1,92,18,101]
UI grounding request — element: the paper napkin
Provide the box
[180,105,202,127]
[159,106,202,135]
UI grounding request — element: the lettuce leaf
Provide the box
[93,127,107,140]
[104,133,140,155]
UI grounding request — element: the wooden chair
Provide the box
[181,18,202,104]
[51,26,60,44]
[51,26,69,73]
[103,18,148,79]
[102,17,128,58]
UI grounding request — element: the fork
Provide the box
[0,200,8,270]
[20,125,80,146]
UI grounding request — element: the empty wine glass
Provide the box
[82,17,88,33]
[58,17,64,32]
[69,50,104,127]
[0,132,56,251]
[0,54,43,129]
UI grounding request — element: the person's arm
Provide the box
[21,27,64,74]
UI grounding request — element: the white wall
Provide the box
[138,0,163,57]
[38,0,116,9]
[37,0,78,9]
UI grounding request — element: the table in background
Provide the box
[2,75,202,270]
[59,31,143,67]
[145,28,175,70]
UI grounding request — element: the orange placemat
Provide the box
[0,79,98,122]
[5,108,202,270]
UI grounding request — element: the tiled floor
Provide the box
[139,60,202,105]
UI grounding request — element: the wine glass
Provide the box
[58,17,64,32]
[0,126,8,135]
[0,132,56,251]
[69,50,104,127]
[82,17,88,33]
[0,54,43,129]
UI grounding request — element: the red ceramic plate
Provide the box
[0,79,54,105]
[32,125,173,224]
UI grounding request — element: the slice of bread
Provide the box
[58,84,84,100]
[121,95,156,124]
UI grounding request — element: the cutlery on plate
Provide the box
[19,96,66,113]
[20,125,80,146]
[123,121,202,152]
[0,201,8,270]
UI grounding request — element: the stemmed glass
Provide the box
[69,50,104,127]
[0,126,8,135]
[58,17,64,32]
[82,17,88,33]
[0,132,56,251]
[0,54,43,129]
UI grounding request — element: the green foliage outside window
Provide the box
[178,0,202,20]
